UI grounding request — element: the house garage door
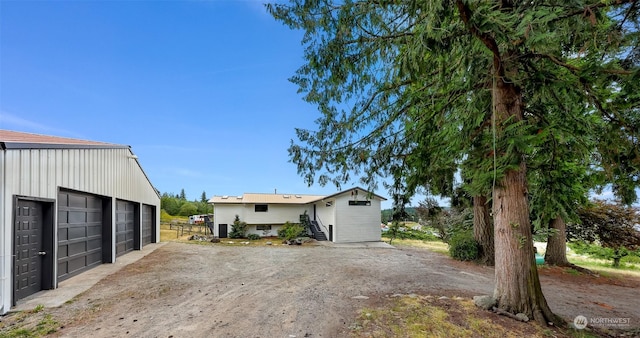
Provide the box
[142,204,155,245]
[116,200,136,256]
[58,191,103,281]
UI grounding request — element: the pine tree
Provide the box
[179,189,186,200]
[268,0,639,325]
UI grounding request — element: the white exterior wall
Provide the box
[333,194,382,243]
[243,204,312,225]
[213,203,313,237]
[246,225,281,237]
[313,199,336,239]
[0,147,160,314]
[213,204,243,236]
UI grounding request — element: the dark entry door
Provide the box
[14,200,43,300]
[116,200,135,256]
[219,224,228,238]
[329,224,333,242]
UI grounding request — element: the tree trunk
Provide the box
[492,79,562,326]
[473,195,494,266]
[544,216,571,266]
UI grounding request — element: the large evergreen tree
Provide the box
[268,0,639,325]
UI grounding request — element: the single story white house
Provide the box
[209,187,386,243]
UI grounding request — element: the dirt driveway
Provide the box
[5,241,640,337]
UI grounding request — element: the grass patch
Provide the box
[567,254,640,278]
[350,295,607,338]
[159,223,210,242]
[568,260,640,278]
[0,307,59,337]
[351,295,547,338]
[388,239,449,255]
[566,268,581,276]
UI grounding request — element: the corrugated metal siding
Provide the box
[4,148,158,204]
[334,195,381,243]
[1,147,160,314]
[0,150,7,314]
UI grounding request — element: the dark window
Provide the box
[348,200,371,206]
[255,204,268,212]
[256,225,272,231]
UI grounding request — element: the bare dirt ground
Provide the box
[2,241,640,337]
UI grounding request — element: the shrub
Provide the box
[569,241,640,267]
[247,234,261,240]
[229,215,248,239]
[449,232,479,261]
[278,221,305,241]
[381,226,439,241]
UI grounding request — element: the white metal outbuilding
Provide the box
[0,130,160,314]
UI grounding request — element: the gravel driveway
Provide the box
[5,241,638,337]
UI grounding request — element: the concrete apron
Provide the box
[312,241,396,249]
[11,242,168,313]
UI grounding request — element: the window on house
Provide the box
[256,225,272,231]
[255,204,268,212]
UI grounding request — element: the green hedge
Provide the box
[448,232,479,261]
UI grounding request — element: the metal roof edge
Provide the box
[2,142,129,150]
[319,186,387,201]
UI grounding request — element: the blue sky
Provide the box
[2,1,627,210]
[0,0,403,207]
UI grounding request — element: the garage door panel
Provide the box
[68,226,87,240]
[68,211,86,224]
[87,225,102,236]
[57,191,104,281]
[88,211,101,222]
[68,194,86,208]
[116,200,135,256]
[58,210,68,224]
[142,205,154,246]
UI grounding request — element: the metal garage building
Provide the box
[0,130,160,314]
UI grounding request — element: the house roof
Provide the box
[210,193,326,205]
[321,187,387,201]
[0,129,128,149]
[209,187,386,205]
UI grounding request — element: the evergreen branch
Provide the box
[527,52,634,75]
[550,0,638,24]
[455,0,503,75]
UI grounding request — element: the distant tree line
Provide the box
[161,188,212,216]
[381,207,417,223]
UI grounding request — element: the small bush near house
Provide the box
[247,234,261,240]
[278,221,305,241]
[449,232,479,261]
[229,215,248,239]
